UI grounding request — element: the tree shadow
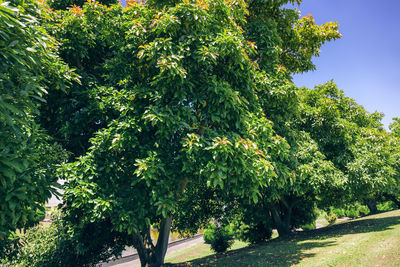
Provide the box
[297,213,400,240]
[165,212,400,267]
[165,238,335,267]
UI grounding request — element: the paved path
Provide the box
[98,234,204,267]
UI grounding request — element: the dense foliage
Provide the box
[0,210,130,267]
[299,81,400,213]
[203,223,235,253]
[244,0,341,73]
[0,0,73,244]
[1,0,399,266]
[42,1,289,266]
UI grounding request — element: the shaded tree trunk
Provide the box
[133,216,172,267]
[365,198,378,214]
[270,201,293,238]
[153,216,172,266]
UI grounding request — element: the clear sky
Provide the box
[287,0,400,129]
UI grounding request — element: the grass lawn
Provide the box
[164,240,249,264]
[165,209,400,266]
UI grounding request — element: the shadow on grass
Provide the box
[165,239,335,267]
[297,213,400,240]
[166,212,400,267]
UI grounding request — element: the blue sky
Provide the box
[287,0,400,129]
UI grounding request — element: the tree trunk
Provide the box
[132,231,151,267]
[133,216,172,267]
[281,198,293,232]
[365,198,378,214]
[271,205,292,237]
[152,216,172,267]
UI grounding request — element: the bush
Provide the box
[325,210,338,225]
[237,222,273,244]
[377,201,397,212]
[316,209,327,220]
[290,202,318,230]
[346,208,359,219]
[331,203,370,219]
[332,208,346,218]
[0,233,20,262]
[0,211,129,267]
[346,203,369,218]
[357,205,370,216]
[1,223,58,266]
[230,203,274,244]
[301,221,316,231]
[203,223,234,253]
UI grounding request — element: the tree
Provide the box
[36,0,356,261]
[387,120,400,207]
[298,81,394,214]
[225,0,342,237]
[0,0,73,247]
[347,127,396,213]
[270,131,344,236]
[228,121,345,238]
[39,1,122,157]
[390,117,400,137]
[51,1,287,266]
[244,0,341,74]
[174,76,346,240]
[226,44,344,238]
[39,1,344,251]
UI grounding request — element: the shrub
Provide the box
[346,203,369,218]
[331,203,370,219]
[0,233,20,262]
[203,223,234,253]
[0,211,129,267]
[237,222,273,244]
[0,223,58,266]
[332,208,346,218]
[357,205,370,216]
[290,203,318,230]
[325,211,338,225]
[230,203,274,244]
[301,221,316,231]
[377,201,397,212]
[346,208,359,219]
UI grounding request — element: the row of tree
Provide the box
[1,0,399,266]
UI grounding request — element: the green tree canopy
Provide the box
[244,0,341,74]
[49,1,290,266]
[299,81,396,213]
[0,0,73,243]
[347,127,397,213]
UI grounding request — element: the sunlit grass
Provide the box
[166,210,400,267]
